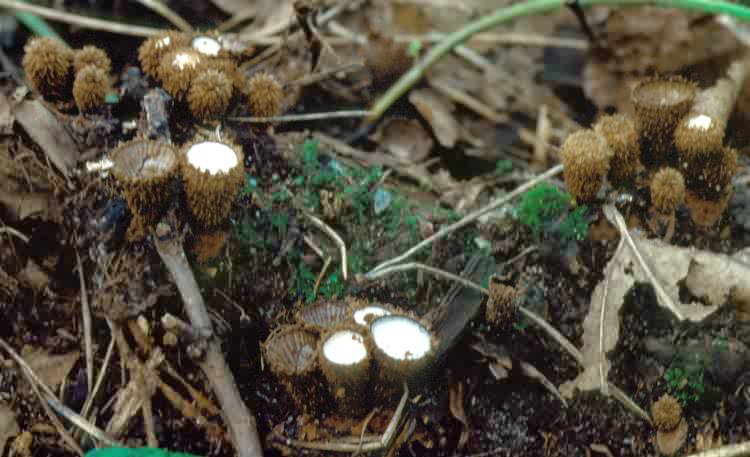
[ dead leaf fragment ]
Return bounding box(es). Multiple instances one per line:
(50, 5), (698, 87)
(0, 403), (20, 452)
(409, 89), (458, 148)
(15, 99), (79, 178)
(370, 117), (433, 164)
(22, 347), (80, 390)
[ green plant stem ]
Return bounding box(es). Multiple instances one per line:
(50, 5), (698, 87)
(368, 0), (750, 122)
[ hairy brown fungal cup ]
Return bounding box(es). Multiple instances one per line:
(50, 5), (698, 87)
(632, 76), (696, 167)
(263, 325), (328, 413)
(159, 48), (205, 101)
(295, 299), (350, 330)
(180, 139), (244, 230)
(110, 139), (178, 228)
(650, 168), (685, 215)
(559, 129), (613, 202)
(348, 299), (401, 327)
(73, 45), (111, 74)
(485, 275), (517, 331)
(318, 326), (372, 416)
(22, 37), (73, 101)
(73, 65), (108, 113)
(246, 72), (284, 118)
(686, 146), (738, 200)
(370, 314), (435, 389)
(138, 30), (191, 80)
(188, 69), (233, 121)
(593, 114), (641, 187)
(191, 35), (223, 58)
(651, 394), (687, 456)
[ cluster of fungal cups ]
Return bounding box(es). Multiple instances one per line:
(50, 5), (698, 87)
(262, 297), (436, 417)
(109, 135), (244, 238)
(137, 30), (284, 122)
(559, 60), (747, 227)
(22, 37), (111, 113)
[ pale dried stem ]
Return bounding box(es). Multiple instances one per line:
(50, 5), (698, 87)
(305, 212), (348, 280)
(74, 249), (94, 405)
(229, 110), (370, 123)
(136, 0), (193, 33)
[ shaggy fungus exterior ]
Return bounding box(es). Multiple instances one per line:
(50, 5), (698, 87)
(370, 314), (435, 389)
(652, 394), (687, 456)
(263, 325), (328, 413)
(318, 326), (372, 415)
(650, 168), (685, 214)
(246, 72), (284, 118)
(348, 299), (400, 327)
(109, 139), (178, 227)
(295, 299), (350, 330)
(485, 276), (517, 330)
(559, 129), (613, 202)
(73, 45), (111, 74)
(180, 138), (245, 230)
(73, 66), (108, 113)
(22, 37), (73, 101)
(188, 69), (233, 121)
(631, 76), (696, 167)
(593, 114), (641, 187)
(138, 30), (191, 80)
(159, 48), (205, 101)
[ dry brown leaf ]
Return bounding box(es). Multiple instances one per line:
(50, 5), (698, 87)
(22, 347), (80, 390)
(409, 89), (458, 148)
(15, 99), (78, 178)
(563, 205), (736, 395)
(370, 117), (433, 164)
(0, 403), (19, 453)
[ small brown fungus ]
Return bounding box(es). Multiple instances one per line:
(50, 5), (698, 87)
(188, 69), (233, 121)
(593, 114), (641, 187)
(73, 65), (108, 113)
(73, 45), (111, 74)
(485, 275), (517, 331)
(560, 129), (613, 202)
(650, 168), (686, 214)
(22, 36), (73, 101)
(246, 72), (284, 119)
(651, 394), (682, 432)
(138, 30), (191, 80)
(159, 48), (205, 101)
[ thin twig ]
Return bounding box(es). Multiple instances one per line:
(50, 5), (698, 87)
(365, 262), (486, 294)
(313, 257), (333, 298)
(305, 212), (348, 280)
(218, 6), (256, 32)
(0, 226), (29, 243)
(684, 442), (750, 457)
(80, 329), (116, 421)
(394, 32), (588, 49)
(135, 0), (193, 32)
(303, 235), (326, 259)
(74, 248), (94, 401)
(229, 110), (370, 123)
(0, 0), (163, 36)
(366, 164), (563, 278)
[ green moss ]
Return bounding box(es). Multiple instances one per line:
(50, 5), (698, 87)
(516, 183), (588, 244)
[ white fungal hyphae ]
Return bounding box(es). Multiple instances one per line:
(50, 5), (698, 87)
(353, 306), (392, 326)
(186, 141), (238, 175)
(371, 315), (431, 361)
(173, 51), (200, 70)
(688, 114), (712, 131)
(192, 36), (221, 57)
(323, 330), (367, 365)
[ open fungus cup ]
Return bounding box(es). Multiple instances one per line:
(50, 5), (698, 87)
(631, 76), (696, 167)
(180, 138), (245, 230)
(295, 299), (351, 331)
(370, 314), (436, 396)
(348, 299), (402, 328)
(262, 325), (329, 413)
(317, 325), (373, 416)
(110, 139), (178, 226)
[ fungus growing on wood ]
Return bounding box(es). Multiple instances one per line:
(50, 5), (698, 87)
(188, 69), (233, 121)
(246, 72), (284, 118)
(180, 138), (245, 230)
(318, 326), (372, 415)
(73, 45), (111, 74)
(109, 139), (178, 228)
(593, 114), (641, 187)
(73, 65), (108, 113)
(22, 36), (73, 101)
(138, 30), (191, 80)
(631, 76), (696, 167)
(559, 129), (613, 202)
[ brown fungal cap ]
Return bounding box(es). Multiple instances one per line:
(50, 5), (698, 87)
(180, 138), (245, 230)
(138, 30), (191, 79)
(593, 114), (641, 187)
(651, 394), (682, 431)
(560, 129), (613, 202)
(110, 139), (178, 226)
(188, 69), (233, 121)
(73, 66), (108, 113)
(650, 167), (685, 214)
(159, 48), (205, 101)
(674, 113), (725, 163)
(73, 45), (111, 74)
(246, 72), (283, 118)
(22, 37), (73, 101)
